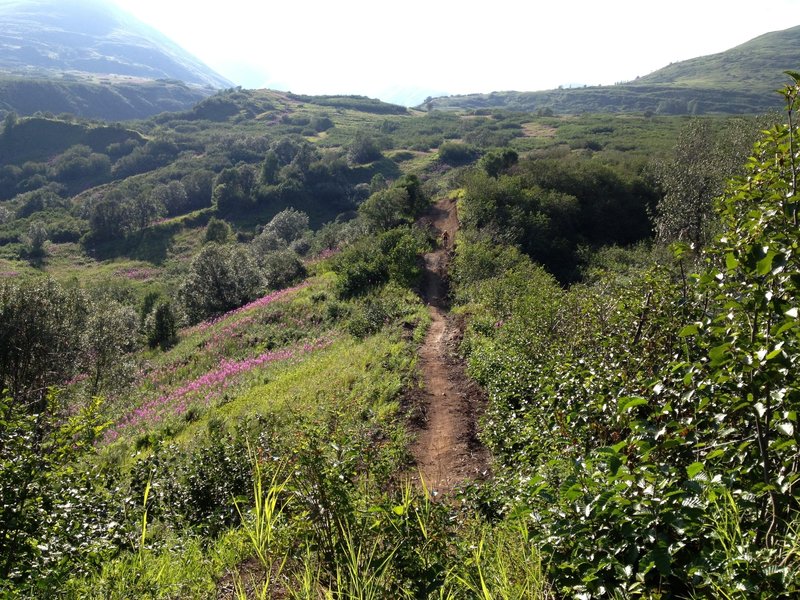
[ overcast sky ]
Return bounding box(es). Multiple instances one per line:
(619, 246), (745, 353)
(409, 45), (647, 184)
(113, 0), (800, 106)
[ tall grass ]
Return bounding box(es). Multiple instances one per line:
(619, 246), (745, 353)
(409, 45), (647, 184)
(233, 449), (290, 598)
(451, 517), (552, 600)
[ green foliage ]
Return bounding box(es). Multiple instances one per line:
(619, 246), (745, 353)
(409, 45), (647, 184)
(358, 187), (411, 232)
(459, 154), (657, 281)
(358, 174), (428, 234)
(152, 180), (190, 217)
(0, 392), (119, 591)
(51, 144), (110, 183)
(348, 132), (383, 164)
(0, 278), (86, 406)
(437, 141), (479, 166)
(479, 148), (518, 178)
(146, 300), (178, 351)
(262, 207), (309, 244)
(287, 94), (407, 115)
(24, 219), (48, 257)
(259, 249), (307, 290)
(213, 165), (257, 214)
(454, 77), (800, 598)
(652, 117), (759, 248)
(178, 243), (264, 323)
(204, 216), (232, 244)
(332, 227), (431, 298)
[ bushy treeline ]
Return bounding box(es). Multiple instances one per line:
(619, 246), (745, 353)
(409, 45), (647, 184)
(459, 149), (658, 281)
(452, 78), (800, 597)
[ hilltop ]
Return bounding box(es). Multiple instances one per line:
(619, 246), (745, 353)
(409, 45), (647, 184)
(425, 24), (800, 115)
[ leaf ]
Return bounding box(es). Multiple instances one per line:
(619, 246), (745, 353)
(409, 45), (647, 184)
(619, 397), (648, 413)
(766, 346), (783, 361)
(725, 252), (739, 270)
(776, 421), (795, 437)
(678, 324), (699, 337)
(686, 462), (704, 478)
(757, 250), (776, 275)
(708, 344), (730, 364)
(784, 70), (800, 84)
(392, 505), (405, 516)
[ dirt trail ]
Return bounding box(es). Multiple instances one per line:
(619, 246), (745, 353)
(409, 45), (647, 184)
(411, 197), (489, 494)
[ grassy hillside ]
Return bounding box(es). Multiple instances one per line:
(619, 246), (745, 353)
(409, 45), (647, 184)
(637, 24), (800, 89)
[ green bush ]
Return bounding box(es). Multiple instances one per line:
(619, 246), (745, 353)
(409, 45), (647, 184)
(178, 243), (264, 323)
(437, 141), (479, 165)
(333, 227), (430, 298)
(454, 77), (800, 598)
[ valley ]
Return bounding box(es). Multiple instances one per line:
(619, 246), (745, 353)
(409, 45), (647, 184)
(1, 4), (800, 598)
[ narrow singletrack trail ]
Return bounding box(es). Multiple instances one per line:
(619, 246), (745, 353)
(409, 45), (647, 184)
(411, 197), (489, 495)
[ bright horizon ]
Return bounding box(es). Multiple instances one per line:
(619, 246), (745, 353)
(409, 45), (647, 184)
(112, 0), (800, 106)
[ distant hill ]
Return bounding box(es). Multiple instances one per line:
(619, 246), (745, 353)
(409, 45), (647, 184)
(425, 25), (800, 115)
(0, 0), (233, 119)
(637, 25), (800, 90)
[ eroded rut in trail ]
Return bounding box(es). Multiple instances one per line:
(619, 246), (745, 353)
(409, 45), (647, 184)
(411, 197), (489, 494)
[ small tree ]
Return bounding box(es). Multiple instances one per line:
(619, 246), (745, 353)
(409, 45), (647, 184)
(359, 187), (410, 232)
(262, 207), (309, 243)
(653, 118), (758, 249)
(480, 148), (519, 178)
(348, 133), (382, 164)
(152, 180), (189, 216)
(260, 249), (307, 290)
(204, 216), (232, 244)
(179, 243), (264, 323)
(438, 141), (479, 166)
(81, 301), (138, 397)
(2, 111), (17, 138)
(146, 300), (178, 351)
(25, 221), (48, 257)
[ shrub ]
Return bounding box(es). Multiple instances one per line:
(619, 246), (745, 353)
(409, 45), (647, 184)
(333, 227), (430, 298)
(204, 216), (232, 244)
(437, 141), (479, 165)
(146, 301), (178, 351)
(259, 249), (307, 290)
(178, 243), (264, 323)
(348, 133), (382, 164)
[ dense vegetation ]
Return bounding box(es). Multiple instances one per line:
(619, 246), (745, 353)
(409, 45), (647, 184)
(1, 63), (799, 599)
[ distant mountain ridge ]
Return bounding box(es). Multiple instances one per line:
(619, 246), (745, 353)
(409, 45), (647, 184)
(425, 24), (800, 115)
(0, 0), (233, 119)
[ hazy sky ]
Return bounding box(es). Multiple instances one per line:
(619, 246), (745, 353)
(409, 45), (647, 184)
(112, 0), (800, 106)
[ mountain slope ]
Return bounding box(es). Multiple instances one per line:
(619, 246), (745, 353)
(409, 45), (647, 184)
(0, 0), (233, 119)
(638, 24), (800, 90)
(426, 24), (800, 115)
(0, 0), (231, 87)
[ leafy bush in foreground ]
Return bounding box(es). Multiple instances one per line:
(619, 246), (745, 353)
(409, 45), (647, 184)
(456, 76), (800, 597)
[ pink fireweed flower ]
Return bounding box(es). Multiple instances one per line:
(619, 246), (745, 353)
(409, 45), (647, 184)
(184, 282), (310, 335)
(108, 335), (333, 440)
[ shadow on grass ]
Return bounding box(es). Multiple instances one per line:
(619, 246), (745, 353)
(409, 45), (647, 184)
(85, 223), (179, 265)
